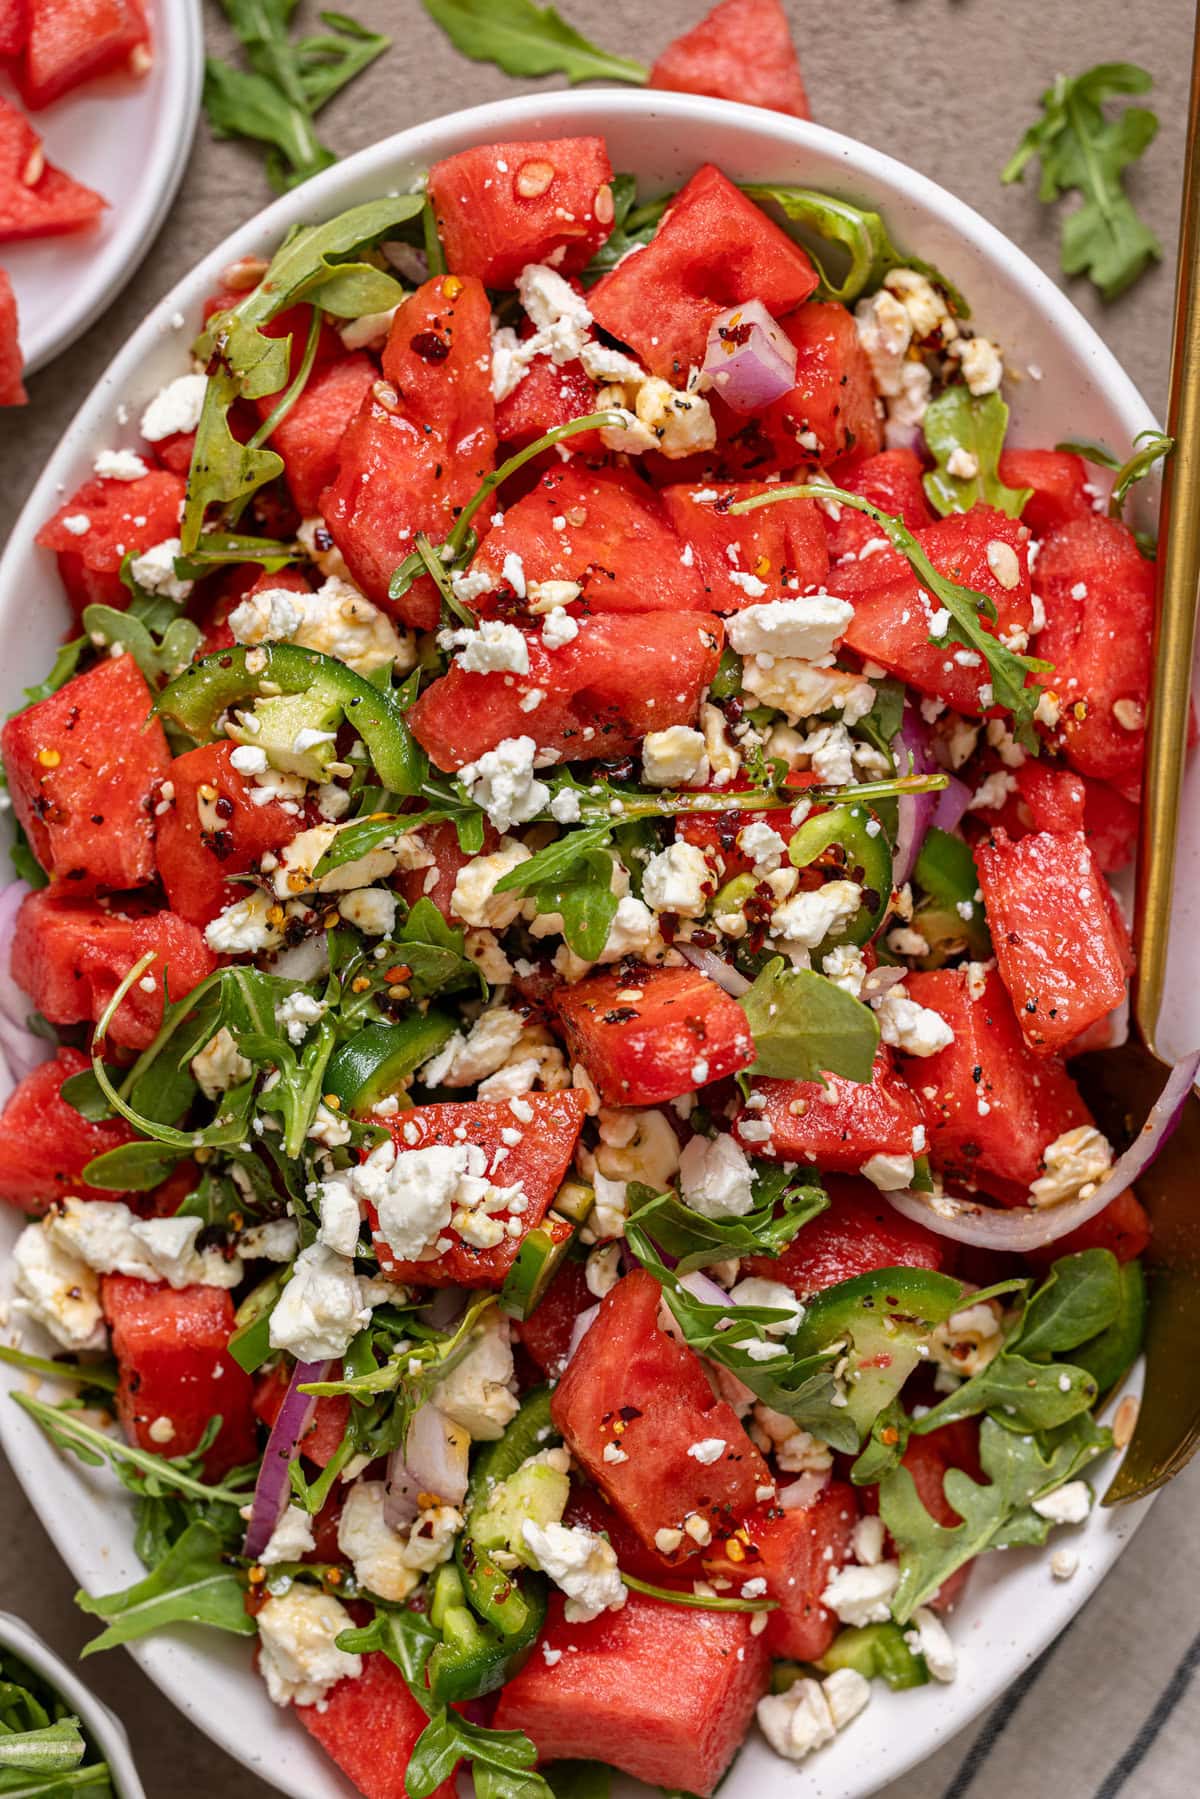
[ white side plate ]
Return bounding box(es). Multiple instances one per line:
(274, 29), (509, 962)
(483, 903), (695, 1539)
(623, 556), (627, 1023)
(1, 0), (203, 374)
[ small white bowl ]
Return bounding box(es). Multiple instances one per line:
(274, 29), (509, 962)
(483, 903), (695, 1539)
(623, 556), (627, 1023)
(0, 86), (1181, 1799)
(0, 1610), (145, 1797)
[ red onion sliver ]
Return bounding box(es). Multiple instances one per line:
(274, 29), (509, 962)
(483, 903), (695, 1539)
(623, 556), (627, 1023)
(679, 1269), (731, 1308)
(566, 1303), (601, 1363)
(930, 774), (971, 836)
(892, 706), (938, 890)
(677, 941), (752, 998)
(702, 300), (797, 415)
(886, 1050), (1200, 1252)
(243, 1357), (331, 1561)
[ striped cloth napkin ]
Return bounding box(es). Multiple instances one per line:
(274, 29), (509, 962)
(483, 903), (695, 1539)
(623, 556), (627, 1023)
(880, 1461), (1200, 1799)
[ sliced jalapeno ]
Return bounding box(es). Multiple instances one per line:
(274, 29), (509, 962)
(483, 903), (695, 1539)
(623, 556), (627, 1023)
(324, 1012), (457, 1118)
(788, 803), (892, 948)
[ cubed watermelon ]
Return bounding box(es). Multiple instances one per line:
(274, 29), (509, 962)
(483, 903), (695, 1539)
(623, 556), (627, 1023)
(253, 1362), (350, 1469)
(733, 1050), (925, 1173)
(740, 1175), (949, 1293)
(704, 1483), (859, 1660)
(997, 447), (1093, 537)
(255, 351), (375, 516)
(0, 0), (28, 57)
(2, 655), (170, 893)
(17, 0), (149, 107)
(494, 352), (603, 454)
(824, 448), (934, 562)
(0, 266), (25, 406)
(660, 480), (829, 607)
(650, 0), (810, 118)
(0, 95), (105, 242)
(427, 137), (614, 290)
(297, 1652), (457, 1799)
(36, 470), (186, 614)
(154, 740), (307, 927)
(760, 300), (884, 465)
(553, 963), (756, 1107)
(0, 1047), (137, 1211)
(514, 1256), (594, 1377)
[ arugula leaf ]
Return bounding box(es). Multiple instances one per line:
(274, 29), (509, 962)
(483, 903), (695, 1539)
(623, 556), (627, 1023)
(11, 1394), (254, 1510)
(0, 1717), (87, 1776)
(1058, 429), (1174, 537)
(544, 1766), (610, 1799)
(850, 1399), (911, 1485)
(81, 599), (201, 688)
(532, 852), (619, 962)
(1003, 63), (1161, 299)
(741, 186), (968, 315)
(206, 1), (390, 193)
(626, 1171), (827, 1275)
(626, 1225), (856, 1452)
(738, 959), (880, 1084)
(582, 177), (667, 281)
(0, 1345), (117, 1396)
(493, 823), (616, 896)
(420, 0), (647, 86)
(76, 1521), (255, 1656)
(731, 481), (1050, 744)
(9, 637), (86, 715)
(881, 1412), (1111, 1620)
(1015, 1249), (1122, 1358)
(921, 390), (1032, 519)
(396, 899), (484, 998)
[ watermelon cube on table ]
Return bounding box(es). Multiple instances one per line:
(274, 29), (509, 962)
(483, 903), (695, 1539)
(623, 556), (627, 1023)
(588, 163), (818, 383)
(365, 1091), (587, 1288)
(426, 136), (614, 290)
(552, 962), (756, 1107)
(740, 1174), (949, 1294)
(0, 1047), (137, 1212)
(320, 275), (495, 630)
(974, 827), (1130, 1056)
(102, 1274), (256, 1478)
(408, 611), (724, 773)
(2, 654), (170, 894)
(650, 0), (810, 119)
(36, 469), (186, 614)
(704, 1482), (859, 1659)
(732, 1051), (925, 1174)
(154, 740), (307, 926)
(0, 267), (24, 406)
(297, 1652), (458, 1799)
(494, 1589), (770, 1798)
(551, 1268), (770, 1553)
(0, 95), (105, 243)
(898, 966), (1094, 1202)
(11, 890), (216, 1051)
(17, 0), (150, 108)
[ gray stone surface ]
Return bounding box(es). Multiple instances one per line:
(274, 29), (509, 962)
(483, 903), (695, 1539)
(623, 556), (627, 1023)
(1, 1), (1196, 1794)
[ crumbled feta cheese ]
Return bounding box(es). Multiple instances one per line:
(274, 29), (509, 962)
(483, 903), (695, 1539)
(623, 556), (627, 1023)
(822, 1559), (901, 1626)
(269, 1243), (373, 1361)
(861, 1151), (916, 1191)
(435, 1312), (519, 1440)
(823, 1667), (872, 1730)
(597, 376), (716, 459)
(822, 943), (869, 997)
(140, 373), (207, 442)
(275, 991), (327, 1046)
(541, 607), (579, 648)
(459, 736), (549, 833)
(772, 880), (862, 952)
(946, 446), (979, 481)
(727, 593), (854, 661)
(871, 985), (955, 1057)
(854, 289), (913, 395)
(730, 1277), (805, 1335)
(758, 1668), (869, 1762)
(737, 821), (787, 875)
(95, 447), (150, 482)
(1029, 1126), (1113, 1208)
(315, 1177), (362, 1257)
(130, 537), (193, 603)
(678, 1132), (756, 1219)
(642, 840), (710, 918)
(12, 1223), (106, 1352)
(337, 1479), (422, 1600)
(191, 1026), (254, 1099)
(449, 619), (530, 676)
(256, 1586), (362, 1707)
(522, 1519), (627, 1622)
(452, 839), (532, 929)
(229, 575), (411, 677)
(741, 659), (874, 728)
(205, 890), (285, 956)
(642, 725), (709, 789)
(596, 895), (663, 964)
(852, 1514), (886, 1567)
(687, 1438), (727, 1465)
(953, 335), (1004, 396)
(422, 1007), (526, 1088)
(258, 1504), (317, 1567)
(340, 888), (399, 937)
(909, 1606), (957, 1681)
(1031, 1480), (1092, 1525)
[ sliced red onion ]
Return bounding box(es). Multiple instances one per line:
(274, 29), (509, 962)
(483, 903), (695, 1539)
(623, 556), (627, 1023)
(886, 1050), (1200, 1252)
(702, 300), (797, 414)
(679, 1269), (732, 1308)
(566, 1303), (601, 1364)
(0, 882), (51, 1086)
(778, 1469), (831, 1510)
(384, 1401), (470, 1527)
(419, 1286), (467, 1331)
(244, 1358), (331, 1561)
(677, 942), (752, 998)
(931, 775), (971, 836)
(893, 708), (938, 889)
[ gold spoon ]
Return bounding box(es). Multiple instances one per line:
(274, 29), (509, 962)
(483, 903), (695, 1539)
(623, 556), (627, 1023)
(1072, 0), (1200, 1504)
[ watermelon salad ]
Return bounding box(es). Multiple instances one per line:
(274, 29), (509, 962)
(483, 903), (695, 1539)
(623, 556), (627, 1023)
(0, 136), (1186, 1799)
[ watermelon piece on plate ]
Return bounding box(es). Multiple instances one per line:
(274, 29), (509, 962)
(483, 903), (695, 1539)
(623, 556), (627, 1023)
(0, 266), (25, 405)
(17, 0), (150, 108)
(0, 94), (105, 243)
(0, 1047), (137, 1212)
(650, 0), (810, 119)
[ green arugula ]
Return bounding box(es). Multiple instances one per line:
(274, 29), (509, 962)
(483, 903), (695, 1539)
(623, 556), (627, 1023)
(9, 638), (86, 714)
(741, 186), (969, 314)
(620, 1574), (775, 1612)
(82, 594), (201, 690)
(420, 0), (648, 86)
(0, 1345), (117, 1395)
(10, 1397), (255, 1513)
(0, 1648), (112, 1796)
(582, 175), (667, 280)
(738, 959), (880, 1084)
(731, 481), (1050, 744)
(0, 1719), (88, 1779)
(921, 390), (1032, 519)
(1003, 63), (1161, 300)
(626, 1170), (827, 1275)
(1057, 428), (1174, 535)
(205, 1), (390, 192)
(880, 1412), (1112, 1621)
(75, 1521), (255, 1657)
(850, 1399), (911, 1485)
(626, 1225), (856, 1452)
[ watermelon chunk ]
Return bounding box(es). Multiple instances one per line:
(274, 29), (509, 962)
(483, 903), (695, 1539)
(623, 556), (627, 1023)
(513, 1255), (593, 1377)
(704, 1483), (859, 1659)
(0, 1047), (137, 1212)
(740, 1175), (948, 1293)
(495, 1590), (770, 1798)
(553, 963), (756, 1107)
(468, 465), (710, 617)
(255, 351), (375, 516)
(365, 1092), (587, 1288)
(997, 448), (1093, 537)
(408, 611), (724, 772)
(760, 300), (884, 465)
(660, 480), (829, 607)
(36, 470), (187, 615)
(0, 95), (105, 242)
(102, 1274), (255, 1478)
(733, 1050), (925, 1173)
(860, 1420), (982, 1610)
(2, 654), (170, 894)
(0, 267), (24, 406)
(824, 448), (934, 562)
(154, 740), (307, 926)
(254, 1362), (350, 1469)
(297, 1652), (457, 1799)
(494, 352), (602, 453)
(18, 0), (150, 108)
(589, 164), (818, 383)
(0, 0), (28, 57)
(974, 828), (1129, 1056)
(427, 136), (614, 290)
(650, 0), (810, 118)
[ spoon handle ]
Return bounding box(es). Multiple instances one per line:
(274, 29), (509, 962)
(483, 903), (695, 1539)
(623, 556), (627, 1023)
(1134, 0), (1200, 1052)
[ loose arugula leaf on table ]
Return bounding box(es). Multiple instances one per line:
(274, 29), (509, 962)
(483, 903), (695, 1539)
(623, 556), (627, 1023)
(420, 0), (648, 86)
(880, 1412), (1112, 1621)
(626, 1224), (856, 1452)
(1003, 62), (1161, 300)
(626, 1171), (827, 1275)
(921, 390), (1032, 519)
(206, 1), (390, 193)
(731, 481), (1050, 744)
(740, 186), (969, 314)
(738, 959), (880, 1084)
(76, 1521), (255, 1656)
